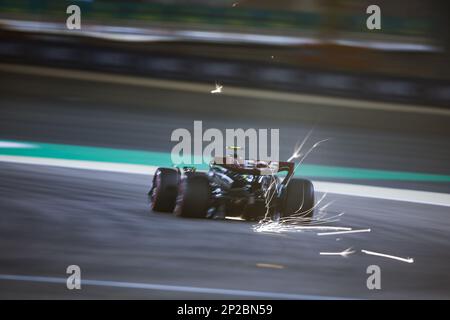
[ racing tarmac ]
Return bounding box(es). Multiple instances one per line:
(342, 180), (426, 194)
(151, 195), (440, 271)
(0, 69), (449, 299)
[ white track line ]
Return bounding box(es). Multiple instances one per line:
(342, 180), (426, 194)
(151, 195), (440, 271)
(1, 155), (449, 207)
(317, 229), (371, 236)
(361, 250), (414, 263)
(1, 63), (449, 116)
(0, 155), (157, 175)
(0, 141), (37, 148)
(313, 181), (450, 208)
(0, 274), (350, 300)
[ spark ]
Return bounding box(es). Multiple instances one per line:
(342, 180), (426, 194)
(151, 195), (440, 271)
(284, 137), (331, 187)
(318, 228), (371, 236)
(308, 200), (337, 222)
(261, 169), (280, 221)
(287, 129), (314, 162)
(255, 130), (335, 232)
(255, 194), (347, 234)
(225, 216), (245, 221)
(211, 83), (223, 94)
(253, 221), (351, 234)
(281, 207), (345, 227)
(309, 208), (344, 225)
(320, 247), (355, 258)
(318, 200), (335, 212)
(296, 138), (331, 166)
(293, 191), (327, 215)
(361, 250), (414, 264)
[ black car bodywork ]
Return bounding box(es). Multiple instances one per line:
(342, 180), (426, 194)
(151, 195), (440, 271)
(149, 155), (315, 221)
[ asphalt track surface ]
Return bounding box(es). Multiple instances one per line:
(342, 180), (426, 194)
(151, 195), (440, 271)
(0, 68), (450, 299)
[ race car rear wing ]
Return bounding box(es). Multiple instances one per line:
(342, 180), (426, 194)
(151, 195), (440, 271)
(211, 157), (295, 184)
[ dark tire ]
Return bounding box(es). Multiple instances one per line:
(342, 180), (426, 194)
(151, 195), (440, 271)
(280, 178), (315, 220)
(149, 168), (179, 212)
(175, 173), (211, 218)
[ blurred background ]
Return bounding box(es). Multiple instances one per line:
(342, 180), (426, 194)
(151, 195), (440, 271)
(0, 0), (450, 105)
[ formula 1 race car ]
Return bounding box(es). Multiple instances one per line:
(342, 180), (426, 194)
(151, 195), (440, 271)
(148, 148), (315, 221)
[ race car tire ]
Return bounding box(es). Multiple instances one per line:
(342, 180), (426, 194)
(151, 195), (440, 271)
(280, 178), (314, 220)
(149, 168), (179, 213)
(175, 173), (211, 218)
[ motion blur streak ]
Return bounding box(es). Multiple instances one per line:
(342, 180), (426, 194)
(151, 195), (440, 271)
(0, 274), (351, 300)
(254, 224), (352, 234)
(317, 229), (371, 236)
(0, 18), (438, 52)
(2, 63), (450, 116)
(319, 248), (356, 258)
(0, 155), (157, 175)
(361, 250), (414, 264)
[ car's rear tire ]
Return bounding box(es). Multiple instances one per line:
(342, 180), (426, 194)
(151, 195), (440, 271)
(280, 178), (315, 220)
(149, 168), (179, 212)
(175, 173), (211, 218)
